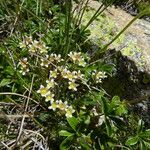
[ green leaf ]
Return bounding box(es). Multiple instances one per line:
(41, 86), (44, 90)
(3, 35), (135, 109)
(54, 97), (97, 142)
(67, 116), (78, 131)
(78, 137), (91, 150)
(140, 129), (150, 138)
(143, 141), (150, 149)
(137, 119), (144, 133)
(85, 65), (97, 77)
(125, 136), (139, 146)
(59, 130), (74, 137)
(111, 96), (120, 107)
(109, 116), (126, 129)
(5, 66), (14, 75)
(0, 79), (12, 87)
(84, 115), (90, 125)
(105, 117), (112, 136)
(101, 64), (115, 73)
(60, 135), (74, 150)
(142, 6), (150, 15)
(116, 104), (128, 115)
(140, 140), (147, 150)
(100, 97), (109, 115)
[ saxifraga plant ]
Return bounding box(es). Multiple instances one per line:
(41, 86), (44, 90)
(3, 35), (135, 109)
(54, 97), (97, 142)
(0, 0), (150, 149)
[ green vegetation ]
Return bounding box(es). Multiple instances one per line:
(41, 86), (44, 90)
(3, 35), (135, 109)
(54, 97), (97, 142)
(0, 0), (150, 149)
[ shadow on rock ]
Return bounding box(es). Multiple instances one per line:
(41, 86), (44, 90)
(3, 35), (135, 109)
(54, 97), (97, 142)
(101, 49), (150, 126)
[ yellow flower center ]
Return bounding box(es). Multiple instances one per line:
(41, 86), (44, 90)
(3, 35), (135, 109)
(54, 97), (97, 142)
(40, 88), (48, 95)
(58, 103), (66, 110)
(67, 73), (74, 80)
(51, 102), (57, 109)
(69, 82), (76, 88)
(50, 71), (57, 78)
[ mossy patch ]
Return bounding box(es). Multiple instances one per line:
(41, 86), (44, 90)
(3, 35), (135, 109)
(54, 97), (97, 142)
(82, 8), (125, 48)
(121, 41), (146, 70)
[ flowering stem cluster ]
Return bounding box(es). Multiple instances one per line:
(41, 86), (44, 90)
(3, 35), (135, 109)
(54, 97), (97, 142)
(18, 58), (29, 75)
(19, 36), (107, 118)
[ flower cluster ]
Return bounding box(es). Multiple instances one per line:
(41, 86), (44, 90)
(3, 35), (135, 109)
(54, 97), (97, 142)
(48, 100), (75, 118)
(37, 78), (56, 101)
(18, 58), (29, 75)
(40, 54), (64, 68)
(61, 68), (85, 91)
(48, 68), (82, 91)
(19, 37), (108, 119)
(92, 71), (107, 83)
(19, 36), (32, 48)
(19, 36), (48, 54)
(68, 52), (86, 67)
(37, 81), (75, 118)
(49, 53), (63, 63)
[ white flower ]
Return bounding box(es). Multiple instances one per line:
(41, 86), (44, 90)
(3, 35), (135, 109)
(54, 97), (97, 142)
(68, 80), (78, 91)
(61, 69), (77, 81)
(32, 40), (48, 54)
(61, 68), (69, 78)
(40, 56), (49, 67)
(50, 69), (58, 78)
(37, 85), (50, 97)
(24, 36), (32, 45)
(68, 52), (82, 62)
(18, 58), (28, 68)
(29, 44), (37, 53)
(78, 59), (86, 67)
(92, 71), (107, 83)
(66, 71), (77, 81)
(32, 40), (39, 47)
(75, 70), (84, 79)
(48, 101), (58, 111)
(46, 79), (56, 89)
(97, 115), (105, 126)
(18, 58), (29, 75)
(65, 106), (75, 118)
(68, 52), (87, 67)
(48, 53), (63, 63)
(57, 100), (68, 110)
(39, 44), (48, 54)
(19, 67), (29, 75)
(48, 54), (55, 62)
(96, 71), (107, 79)
(45, 92), (55, 102)
(92, 107), (98, 116)
(19, 42), (26, 49)
(57, 66), (64, 72)
(19, 36), (32, 48)
(54, 54), (63, 62)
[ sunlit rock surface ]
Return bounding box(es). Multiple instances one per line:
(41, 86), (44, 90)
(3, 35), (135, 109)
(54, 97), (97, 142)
(83, 0), (150, 73)
(83, 0), (150, 125)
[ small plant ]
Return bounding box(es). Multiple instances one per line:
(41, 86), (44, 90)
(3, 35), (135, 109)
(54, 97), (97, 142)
(17, 35), (109, 119)
(126, 120), (150, 149)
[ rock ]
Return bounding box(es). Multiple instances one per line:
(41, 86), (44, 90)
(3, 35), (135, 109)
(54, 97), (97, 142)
(105, 6), (150, 74)
(86, 0), (150, 73)
(82, 0), (150, 125)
